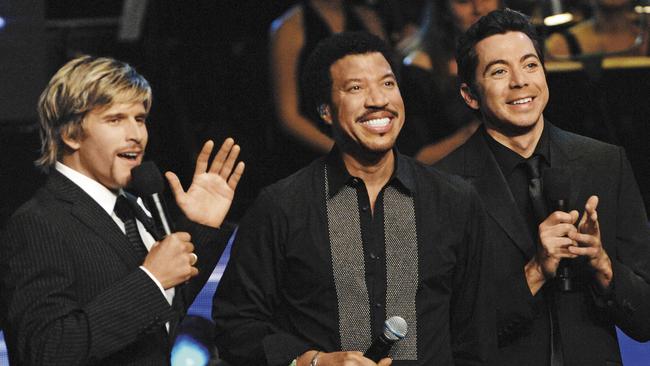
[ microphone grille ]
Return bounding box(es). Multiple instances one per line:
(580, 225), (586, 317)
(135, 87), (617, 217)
(129, 161), (165, 196)
(383, 316), (407, 341)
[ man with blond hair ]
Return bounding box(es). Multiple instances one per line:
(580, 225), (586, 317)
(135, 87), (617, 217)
(0, 55), (244, 365)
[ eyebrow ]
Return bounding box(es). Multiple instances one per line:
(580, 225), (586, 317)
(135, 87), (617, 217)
(482, 53), (540, 76)
(102, 112), (148, 120)
(342, 72), (396, 85)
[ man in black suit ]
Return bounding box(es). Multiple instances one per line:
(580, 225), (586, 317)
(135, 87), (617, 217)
(0, 55), (244, 365)
(436, 8), (650, 366)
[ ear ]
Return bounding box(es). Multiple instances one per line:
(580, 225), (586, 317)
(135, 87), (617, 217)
(60, 123), (82, 151)
(318, 104), (333, 125)
(460, 83), (480, 110)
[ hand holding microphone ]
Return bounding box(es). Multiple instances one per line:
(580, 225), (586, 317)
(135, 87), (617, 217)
(143, 232), (198, 289)
(295, 317), (406, 366)
(364, 316), (407, 362)
(540, 168), (579, 291)
(129, 161), (199, 289)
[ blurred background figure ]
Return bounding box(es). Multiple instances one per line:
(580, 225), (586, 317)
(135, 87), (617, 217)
(398, 0), (502, 164)
(546, 0), (649, 57)
(268, 0), (387, 177)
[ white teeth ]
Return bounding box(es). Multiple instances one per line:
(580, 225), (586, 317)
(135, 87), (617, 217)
(511, 97), (532, 105)
(119, 152), (138, 159)
(363, 117), (390, 127)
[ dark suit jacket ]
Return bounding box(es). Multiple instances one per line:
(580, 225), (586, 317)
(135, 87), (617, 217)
(0, 170), (232, 365)
(436, 123), (650, 365)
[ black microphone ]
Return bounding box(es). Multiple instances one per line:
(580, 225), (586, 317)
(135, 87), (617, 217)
(364, 316), (407, 362)
(543, 168), (573, 292)
(128, 161), (173, 241)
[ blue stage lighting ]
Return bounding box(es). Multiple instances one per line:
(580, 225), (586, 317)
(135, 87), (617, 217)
(171, 334), (210, 366)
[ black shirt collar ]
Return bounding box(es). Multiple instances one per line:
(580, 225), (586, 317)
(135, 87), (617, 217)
(482, 123), (551, 175)
(325, 146), (415, 198)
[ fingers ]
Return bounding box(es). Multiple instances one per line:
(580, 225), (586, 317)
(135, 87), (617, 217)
(143, 232), (197, 288)
(541, 210), (578, 227)
(208, 138), (237, 174)
(228, 161), (246, 190)
(197, 138), (244, 182)
(585, 195), (599, 213)
(577, 196), (600, 241)
(568, 230), (601, 249)
(567, 245), (599, 257)
(540, 237), (579, 259)
(378, 357), (393, 366)
(165, 171), (185, 202)
(539, 222), (577, 239)
(194, 140), (215, 177)
(218, 142), (240, 178)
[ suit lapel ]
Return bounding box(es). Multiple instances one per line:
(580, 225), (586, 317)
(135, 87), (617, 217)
(461, 132), (537, 258)
(547, 122), (586, 212)
(47, 171), (143, 268)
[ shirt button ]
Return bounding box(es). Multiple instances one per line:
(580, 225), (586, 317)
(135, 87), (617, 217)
(375, 302), (382, 308)
(361, 205), (369, 212)
(370, 253), (378, 260)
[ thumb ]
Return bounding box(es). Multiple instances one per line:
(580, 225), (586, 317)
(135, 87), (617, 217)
(165, 171), (184, 202)
(378, 358), (393, 366)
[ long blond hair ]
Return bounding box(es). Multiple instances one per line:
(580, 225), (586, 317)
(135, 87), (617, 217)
(36, 55), (152, 171)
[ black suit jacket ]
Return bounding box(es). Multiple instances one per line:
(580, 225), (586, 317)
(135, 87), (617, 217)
(0, 170), (232, 365)
(436, 123), (650, 365)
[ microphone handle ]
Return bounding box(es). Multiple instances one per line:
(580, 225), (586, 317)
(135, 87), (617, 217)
(364, 335), (393, 362)
(143, 194), (173, 241)
(554, 199), (573, 292)
(151, 193), (172, 235)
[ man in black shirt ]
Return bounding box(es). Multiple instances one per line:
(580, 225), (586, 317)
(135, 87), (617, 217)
(436, 9), (650, 366)
(213, 32), (493, 366)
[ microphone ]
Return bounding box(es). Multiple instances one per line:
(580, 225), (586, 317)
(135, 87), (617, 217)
(364, 316), (407, 362)
(128, 161), (173, 241)
(543, 168), (573, 292)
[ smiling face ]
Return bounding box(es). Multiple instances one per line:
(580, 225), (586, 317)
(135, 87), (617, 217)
(461, 31), (548, 135)
(322, 52), (404, 160)
(62, 101), (148, 191)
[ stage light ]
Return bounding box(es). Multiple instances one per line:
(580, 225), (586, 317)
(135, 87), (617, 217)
(635, 6), (650, 14)
(0, 16), (6, 30)
(544, 13), (574, 27)
(171, 315), (216, 366)
(171, 334), (210, 366)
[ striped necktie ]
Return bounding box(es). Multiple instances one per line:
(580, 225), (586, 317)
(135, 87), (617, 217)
(114, 195), (149, 261)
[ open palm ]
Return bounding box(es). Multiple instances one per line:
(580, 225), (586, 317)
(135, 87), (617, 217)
(165, 138), (245, 228)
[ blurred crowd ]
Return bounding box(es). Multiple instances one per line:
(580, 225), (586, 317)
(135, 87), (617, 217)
(267, 0), (648, 175)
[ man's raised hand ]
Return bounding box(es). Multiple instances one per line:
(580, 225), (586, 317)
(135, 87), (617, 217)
(165, 138), (245, 228)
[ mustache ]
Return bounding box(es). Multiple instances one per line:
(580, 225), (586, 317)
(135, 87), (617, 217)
(356, 108), (399, 122)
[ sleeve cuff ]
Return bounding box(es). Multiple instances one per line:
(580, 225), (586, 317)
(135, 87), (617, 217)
(139, 266), (173, 305)
(262, 332), (312, 366)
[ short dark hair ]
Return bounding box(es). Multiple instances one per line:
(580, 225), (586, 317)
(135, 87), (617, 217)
(301, 31), (397, 121)
(456, 8), (544, 90)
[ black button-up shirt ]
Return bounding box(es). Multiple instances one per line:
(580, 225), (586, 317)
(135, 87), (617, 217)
(213, 149), (494, 366)
(483, 126), (551, 240)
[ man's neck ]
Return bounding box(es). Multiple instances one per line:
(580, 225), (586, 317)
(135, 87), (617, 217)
(340, 150), (395, 213)
(485, 118), (545, 158)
